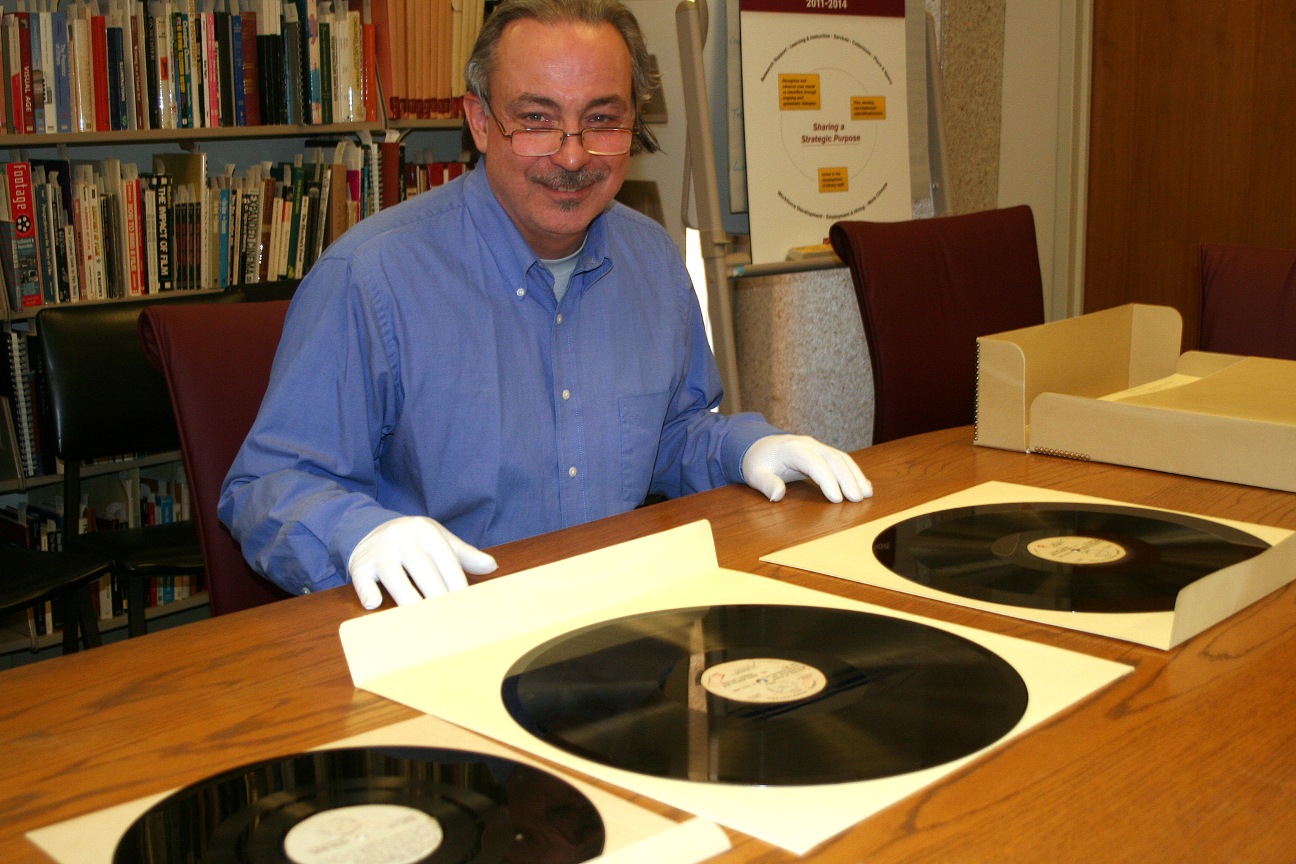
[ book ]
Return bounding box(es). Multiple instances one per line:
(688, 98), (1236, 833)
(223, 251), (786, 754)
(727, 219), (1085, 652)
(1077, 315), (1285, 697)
(171, 4), (194, 128)
(230, 6), (246, 126)
(5, 330), (40, 478)
(316, 3), (332, 124)
(298, 0), (321, 123)
(147, 171), (174, 291)
(0, 395), (22, 486)
(90, 6), (111, 131)
(214, 5), (234, 126)
(2, 162), (45, 310)
(240, 5), (261, 126)
(282, 2), (303, 124)
(30, 168), (59, 305)
(51, 6), (73, 132)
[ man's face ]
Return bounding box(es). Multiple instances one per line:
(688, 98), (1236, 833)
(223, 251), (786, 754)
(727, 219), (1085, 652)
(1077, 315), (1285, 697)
(465, 18), (635, 260)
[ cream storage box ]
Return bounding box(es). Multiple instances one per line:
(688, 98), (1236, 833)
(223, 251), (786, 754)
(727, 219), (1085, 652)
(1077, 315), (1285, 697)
(974, 303), (1296, 493)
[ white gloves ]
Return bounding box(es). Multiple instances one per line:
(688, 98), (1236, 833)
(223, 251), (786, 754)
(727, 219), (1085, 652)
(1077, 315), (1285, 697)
(348, 516), (498, 609)
(741, 434), (872, 504)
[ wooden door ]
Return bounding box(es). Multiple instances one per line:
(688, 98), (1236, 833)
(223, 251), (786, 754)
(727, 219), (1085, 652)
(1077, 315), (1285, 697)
(1085, 1), (1296, 348)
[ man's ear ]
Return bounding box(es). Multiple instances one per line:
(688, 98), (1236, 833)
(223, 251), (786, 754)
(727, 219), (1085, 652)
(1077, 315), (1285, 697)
(463, 93), (491, 155)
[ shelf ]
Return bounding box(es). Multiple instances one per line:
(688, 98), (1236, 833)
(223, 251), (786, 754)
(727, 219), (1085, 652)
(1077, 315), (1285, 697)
(0, 590), (209, 658)
(4, 451), (182, 494)
(0, 122), (393, 150)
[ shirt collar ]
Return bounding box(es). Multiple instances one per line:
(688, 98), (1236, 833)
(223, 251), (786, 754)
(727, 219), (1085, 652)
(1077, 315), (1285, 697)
(463, 164), (611, 282)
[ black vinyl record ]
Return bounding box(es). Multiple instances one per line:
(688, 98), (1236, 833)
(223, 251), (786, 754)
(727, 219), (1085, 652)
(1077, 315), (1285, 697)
(501, 604), (1029, 786)
(873, 502), (1271, 613)
(113, 747), (605, 864)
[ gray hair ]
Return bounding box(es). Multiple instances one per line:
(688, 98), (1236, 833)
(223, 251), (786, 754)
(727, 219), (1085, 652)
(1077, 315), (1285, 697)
(464, 0), (660, 154)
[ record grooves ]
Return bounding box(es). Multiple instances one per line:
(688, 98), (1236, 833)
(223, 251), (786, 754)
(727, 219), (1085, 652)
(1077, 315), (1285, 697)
(113, 747), (605, 864)
(502, 604), (1029, 786)
(873, 502), (1270, 613)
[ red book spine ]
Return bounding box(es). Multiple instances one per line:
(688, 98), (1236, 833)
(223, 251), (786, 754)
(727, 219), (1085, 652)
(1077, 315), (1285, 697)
(90, 13), (111, 131)
(240, 10), (261, 126)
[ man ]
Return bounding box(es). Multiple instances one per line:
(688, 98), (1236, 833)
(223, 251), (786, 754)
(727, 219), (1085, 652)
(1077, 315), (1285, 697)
(219, 0), (870, 610)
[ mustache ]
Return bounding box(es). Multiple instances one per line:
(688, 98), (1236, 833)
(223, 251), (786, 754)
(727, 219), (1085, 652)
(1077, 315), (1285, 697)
(530, 167), (608, 192)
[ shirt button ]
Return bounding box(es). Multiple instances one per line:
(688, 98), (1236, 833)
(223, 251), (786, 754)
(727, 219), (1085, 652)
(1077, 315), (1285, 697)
(516, 287), (526, 298)
(561, 388), (571, 400)
(568, 466), (578, 478)
(556, 313), (564, 324)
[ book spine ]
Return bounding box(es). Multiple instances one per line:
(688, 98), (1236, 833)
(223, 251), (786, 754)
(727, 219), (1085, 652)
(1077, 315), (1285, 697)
(240, 8), (261, 126)
(90, 11), (110, 131)
(231, 10), (246, 126)
(50, 11), (72, 133)
(106, 17), (128, 130)
(151, 174), (173, 291)
(4, 162), (44, 309)
(16, 13), (35, 135)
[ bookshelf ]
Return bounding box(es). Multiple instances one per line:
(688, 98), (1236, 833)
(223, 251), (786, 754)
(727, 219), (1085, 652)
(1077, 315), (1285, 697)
(1, 0), (486, 657)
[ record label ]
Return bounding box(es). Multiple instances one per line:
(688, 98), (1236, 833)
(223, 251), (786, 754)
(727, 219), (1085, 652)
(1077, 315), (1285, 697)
(874, 502), (1270, 613)
(113, 747), (606, 864)
(283, 805), (443, 864)
(502, 604), (1028, 786)
(700, 657), (828, 703)
(1024, 535), (1128, 565)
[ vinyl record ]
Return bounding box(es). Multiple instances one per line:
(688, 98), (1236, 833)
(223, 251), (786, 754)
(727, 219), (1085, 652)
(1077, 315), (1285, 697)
(873, 502), (1271, 613)
(501, 604), (1028, 786)
(113, 747), (605, 864)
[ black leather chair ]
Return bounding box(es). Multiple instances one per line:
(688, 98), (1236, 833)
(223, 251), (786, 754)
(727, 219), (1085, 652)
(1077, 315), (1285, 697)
(0, 547), (111, 653)
(36, 294), (235, 637)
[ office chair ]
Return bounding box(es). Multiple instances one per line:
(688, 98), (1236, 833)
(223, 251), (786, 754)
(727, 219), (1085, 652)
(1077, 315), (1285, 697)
(139, 299), (294, 615)
(829, 205), (1046, 445)
(36, 295), (233, 638)
(1199, 242), (1296, 360)
(0, 547), (111, 653)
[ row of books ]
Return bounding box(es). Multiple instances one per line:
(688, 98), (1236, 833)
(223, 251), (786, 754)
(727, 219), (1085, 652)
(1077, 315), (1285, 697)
(0, 141), (468, 313)
(1, 470), (196, 643)
(0, 0), (489, 137)
(377, 0), (489, 121)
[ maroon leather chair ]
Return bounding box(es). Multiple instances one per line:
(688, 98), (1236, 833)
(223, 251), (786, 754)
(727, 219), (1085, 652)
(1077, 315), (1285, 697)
(139, 299), (293, 616)
(829, 206), (1046, 445)
(1199, 243), (1296, 360)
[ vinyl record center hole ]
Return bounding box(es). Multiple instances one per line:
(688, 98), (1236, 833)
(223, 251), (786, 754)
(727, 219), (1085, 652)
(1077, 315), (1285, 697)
(1022, 535), (1129, 566)
(282, 804), (444, 864)
(700, 657), (828, 703)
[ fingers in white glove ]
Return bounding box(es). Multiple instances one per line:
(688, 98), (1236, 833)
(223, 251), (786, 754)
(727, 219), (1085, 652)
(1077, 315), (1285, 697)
(741, 434), (872, 504)
(348, 516), (498, 610)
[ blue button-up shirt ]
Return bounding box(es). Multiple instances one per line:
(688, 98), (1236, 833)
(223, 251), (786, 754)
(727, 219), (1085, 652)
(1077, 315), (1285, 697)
(219, 166), (780, 594)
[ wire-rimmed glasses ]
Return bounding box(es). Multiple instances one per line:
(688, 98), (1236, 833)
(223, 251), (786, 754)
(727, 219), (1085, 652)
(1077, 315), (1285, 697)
(490, 114), (635, 157)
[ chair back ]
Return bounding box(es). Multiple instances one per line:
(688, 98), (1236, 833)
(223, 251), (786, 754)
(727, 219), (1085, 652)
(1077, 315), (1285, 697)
(139, 300), (293, 615)
(829, 205), (1046, 444)
(37, 295), (232, 462)
(1199, 243), (1296, 360)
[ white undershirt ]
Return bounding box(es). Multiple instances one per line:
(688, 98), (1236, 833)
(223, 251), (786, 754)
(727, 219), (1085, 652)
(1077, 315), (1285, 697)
(541, 240), (586, 304)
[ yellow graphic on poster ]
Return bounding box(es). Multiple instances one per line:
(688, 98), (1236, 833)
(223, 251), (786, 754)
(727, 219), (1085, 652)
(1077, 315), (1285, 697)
(740, 0), (911, 264)
(819, 167), (848, 192)
(779, 74), (822, 110)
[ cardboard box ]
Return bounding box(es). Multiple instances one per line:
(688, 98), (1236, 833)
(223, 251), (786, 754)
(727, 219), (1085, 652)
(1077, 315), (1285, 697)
(975, 303), (1296, 493)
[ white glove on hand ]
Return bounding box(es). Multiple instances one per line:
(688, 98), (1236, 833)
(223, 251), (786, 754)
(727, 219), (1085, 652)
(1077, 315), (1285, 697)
(348, 516), (498, 609)
(741, 434), (873, 504)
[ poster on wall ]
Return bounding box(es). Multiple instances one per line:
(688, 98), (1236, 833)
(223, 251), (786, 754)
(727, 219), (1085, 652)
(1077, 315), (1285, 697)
(739, 0), (912, 264)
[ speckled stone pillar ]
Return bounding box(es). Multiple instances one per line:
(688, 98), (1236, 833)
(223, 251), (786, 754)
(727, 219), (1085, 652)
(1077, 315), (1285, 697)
(937, 0), (1005, 213)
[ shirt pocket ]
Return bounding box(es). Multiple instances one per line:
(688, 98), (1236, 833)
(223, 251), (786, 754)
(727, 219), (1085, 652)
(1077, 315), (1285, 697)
(618, 390), (670, 505)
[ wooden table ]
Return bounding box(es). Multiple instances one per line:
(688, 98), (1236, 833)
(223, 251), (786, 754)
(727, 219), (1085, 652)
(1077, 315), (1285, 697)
(4, 427), (1295, 864)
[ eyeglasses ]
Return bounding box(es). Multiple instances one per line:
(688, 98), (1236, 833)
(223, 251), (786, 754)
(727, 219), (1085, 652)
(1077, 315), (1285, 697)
(491, 114), (635, 157)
